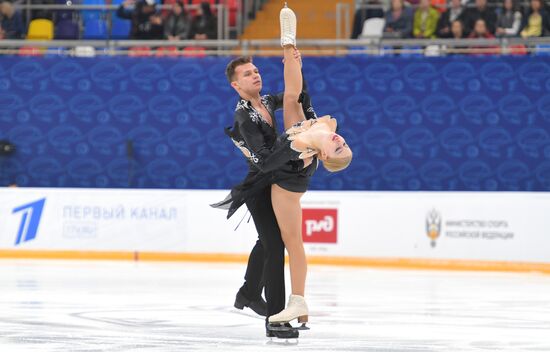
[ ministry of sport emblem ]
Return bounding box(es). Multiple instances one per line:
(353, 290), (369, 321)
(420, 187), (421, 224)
(426, 209), (441, 247)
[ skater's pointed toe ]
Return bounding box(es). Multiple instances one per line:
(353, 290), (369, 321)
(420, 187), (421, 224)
(280, 4), (297, 47)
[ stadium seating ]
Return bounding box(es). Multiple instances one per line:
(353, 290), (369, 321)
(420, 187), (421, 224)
(111, 0), (131, 39)
(181, 46), (206, 57)
(27, 19), (54, 40)
(359, 17), (385, 39)
(155, 46), (180, 57)
(55, 20), (79, 39)
(128, 46), (152, 57)
(82, 0), (108, 39)
(18, 46), (44, 56)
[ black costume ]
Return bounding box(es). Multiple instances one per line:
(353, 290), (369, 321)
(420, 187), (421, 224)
(212, 84), (317, 319)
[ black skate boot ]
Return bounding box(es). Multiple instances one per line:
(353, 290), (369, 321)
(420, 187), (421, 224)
(266, 322), (299, 339)
(234, 290), (267, 317)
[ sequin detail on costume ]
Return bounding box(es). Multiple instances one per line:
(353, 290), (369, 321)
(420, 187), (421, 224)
(235, 100), (248, 112)
(249, 110), (263, 124)
(231, 138), (259, 163)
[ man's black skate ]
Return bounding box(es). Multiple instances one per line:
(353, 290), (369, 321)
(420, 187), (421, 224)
(234, 291), (267, 317)
(266, 322), (299, 338)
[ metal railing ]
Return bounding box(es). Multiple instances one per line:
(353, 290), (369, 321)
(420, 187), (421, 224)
(336, 2), (352, 39)
(2, 37), (550, 56)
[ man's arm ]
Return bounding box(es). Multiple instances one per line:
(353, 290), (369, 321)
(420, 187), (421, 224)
(236, 116), (301, 174)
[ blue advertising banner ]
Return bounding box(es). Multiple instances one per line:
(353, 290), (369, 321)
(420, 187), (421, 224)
(0, 56), (549, 190)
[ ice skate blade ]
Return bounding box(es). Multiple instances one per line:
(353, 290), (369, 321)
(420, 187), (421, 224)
(266, 338), (299, 345)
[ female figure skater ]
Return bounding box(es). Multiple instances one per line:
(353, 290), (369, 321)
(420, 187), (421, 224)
(213, 2), (352, 331)
(267, 3), (352, 327)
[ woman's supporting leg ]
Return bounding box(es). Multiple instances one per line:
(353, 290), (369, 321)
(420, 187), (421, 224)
(271, 184), (306, 296)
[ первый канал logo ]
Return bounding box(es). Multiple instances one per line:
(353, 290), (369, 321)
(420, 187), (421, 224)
(12, 198), (46, 246)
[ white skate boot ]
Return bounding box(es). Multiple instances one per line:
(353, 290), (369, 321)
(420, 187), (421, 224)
(268, 294), (309, 329)
(280, 2), (297, 47)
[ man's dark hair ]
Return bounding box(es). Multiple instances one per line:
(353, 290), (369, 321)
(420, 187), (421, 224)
(225, 56), (252, 83)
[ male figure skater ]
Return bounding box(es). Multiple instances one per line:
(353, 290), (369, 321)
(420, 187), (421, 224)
(224, 47), (316, 338)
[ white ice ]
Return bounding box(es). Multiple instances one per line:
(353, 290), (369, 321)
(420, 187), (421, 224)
(0, 260), (549, 351)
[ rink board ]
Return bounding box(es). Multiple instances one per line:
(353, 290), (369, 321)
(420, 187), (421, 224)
(0, 188), (549, 272)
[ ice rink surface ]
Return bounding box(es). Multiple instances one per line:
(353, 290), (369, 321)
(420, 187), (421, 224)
(1, 259), (549, 352)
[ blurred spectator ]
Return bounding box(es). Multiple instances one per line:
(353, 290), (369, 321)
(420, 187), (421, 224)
(384, 0), (414, 38)
(468, 18), (499, 55)
(496, 0), (522, 37)
(469, 18), (494, 38)
(189, 1), (217, 40)
(520, 0), (550, 38)
(450, 19), (465, 38)
(463, 0), (497, 35)
(164, 1), (191, 40)
(351, 0), (385, 39)
(32, 0), (55, 21)
(430, 0), (446, 13)
(117, 0), (164, 40)
(413, 0), (440, 38)
(0, 1), (24, 39)
(436, 0), (466, 38)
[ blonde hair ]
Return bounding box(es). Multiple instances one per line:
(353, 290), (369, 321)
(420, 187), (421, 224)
(322, 152), (353, 172)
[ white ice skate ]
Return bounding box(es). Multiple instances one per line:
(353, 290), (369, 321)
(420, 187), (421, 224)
(280, 2), (297, 47)
(268, 294), (309, 329)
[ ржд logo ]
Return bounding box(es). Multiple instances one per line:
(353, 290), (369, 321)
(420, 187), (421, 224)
(302, 208), (338, 244)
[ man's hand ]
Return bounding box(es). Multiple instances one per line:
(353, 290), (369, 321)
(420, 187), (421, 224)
(282, 48), (302, 66)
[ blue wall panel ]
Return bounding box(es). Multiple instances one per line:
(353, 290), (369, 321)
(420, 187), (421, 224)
(0, 56), (549, 190)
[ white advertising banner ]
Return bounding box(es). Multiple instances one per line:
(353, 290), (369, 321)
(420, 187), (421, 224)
(0, 188), (254, 253)
(300, 191), (550, 263)
(1, 188), (549, 264)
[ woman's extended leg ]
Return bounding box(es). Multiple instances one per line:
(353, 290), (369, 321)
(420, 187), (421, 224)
(281, 6), (306, 130)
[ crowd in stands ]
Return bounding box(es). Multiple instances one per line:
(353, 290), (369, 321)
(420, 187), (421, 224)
(116, 0), (217, 40)
(0, 0), (225, 41)
(2, 0), (550, 53)
(352, 0), (550, 40)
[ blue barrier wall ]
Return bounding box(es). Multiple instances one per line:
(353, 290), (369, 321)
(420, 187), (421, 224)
(0, 56), (549, 190)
